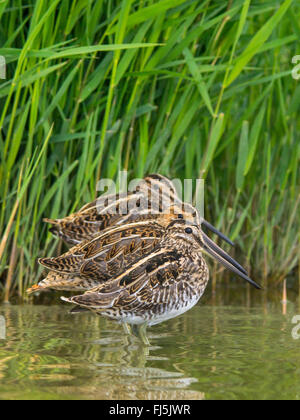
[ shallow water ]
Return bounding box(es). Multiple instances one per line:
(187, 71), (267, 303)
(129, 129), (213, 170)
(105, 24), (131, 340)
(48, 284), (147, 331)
(0, 286), (300, 400)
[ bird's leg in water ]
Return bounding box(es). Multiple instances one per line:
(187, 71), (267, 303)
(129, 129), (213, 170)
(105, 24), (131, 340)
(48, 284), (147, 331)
(122, 323), (132, 335)
(132, 323), (150, 346)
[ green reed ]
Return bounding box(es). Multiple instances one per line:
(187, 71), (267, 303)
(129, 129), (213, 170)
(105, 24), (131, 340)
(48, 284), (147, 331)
(0, 0), (299, 299)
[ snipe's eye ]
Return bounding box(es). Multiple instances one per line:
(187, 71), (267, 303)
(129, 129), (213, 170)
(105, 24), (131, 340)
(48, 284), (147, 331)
(178, 214), (184, 219)
(185, 227), (193, 234)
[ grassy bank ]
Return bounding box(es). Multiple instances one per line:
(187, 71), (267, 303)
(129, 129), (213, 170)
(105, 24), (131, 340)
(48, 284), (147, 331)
(0, 0), (299, 300)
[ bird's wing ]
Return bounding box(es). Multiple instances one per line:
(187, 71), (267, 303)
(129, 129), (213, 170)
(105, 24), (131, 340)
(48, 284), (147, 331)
(39, 221), (166, 280)
(61, 248), (204, 313)
(45, 191), (152, 244)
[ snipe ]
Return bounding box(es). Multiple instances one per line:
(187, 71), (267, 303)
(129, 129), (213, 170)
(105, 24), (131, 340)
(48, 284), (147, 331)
(28, 173), (260, 345)
(28, 211), (195, 294)
(43, 174), (234, 247)
(60, 219), (261, 345)
(27, 184), (235, 296)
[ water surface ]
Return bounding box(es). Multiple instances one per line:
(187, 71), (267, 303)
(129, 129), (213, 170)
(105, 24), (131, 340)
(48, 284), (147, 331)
(0, 286), (299, 400)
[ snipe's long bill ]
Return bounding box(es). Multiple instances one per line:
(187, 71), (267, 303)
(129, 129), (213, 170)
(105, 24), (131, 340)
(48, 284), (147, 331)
(60, 221), (261, 346)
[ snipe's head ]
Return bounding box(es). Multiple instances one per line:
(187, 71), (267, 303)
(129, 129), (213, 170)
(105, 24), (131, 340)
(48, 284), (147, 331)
(165, 219), (262, 290)
(164, 220), (204, 251)
(144, 173), (177, 196)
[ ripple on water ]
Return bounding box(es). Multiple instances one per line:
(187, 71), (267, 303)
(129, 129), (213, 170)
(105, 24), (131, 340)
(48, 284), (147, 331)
(0, 293), (300, 400)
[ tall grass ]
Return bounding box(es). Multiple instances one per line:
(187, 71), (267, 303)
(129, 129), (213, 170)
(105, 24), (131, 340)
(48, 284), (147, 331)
(0, 0), (299, 300)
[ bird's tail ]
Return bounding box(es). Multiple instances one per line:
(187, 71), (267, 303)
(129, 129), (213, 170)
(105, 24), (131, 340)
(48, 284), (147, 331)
(26, 284), (49, 295)
(43, 218), (59, 225)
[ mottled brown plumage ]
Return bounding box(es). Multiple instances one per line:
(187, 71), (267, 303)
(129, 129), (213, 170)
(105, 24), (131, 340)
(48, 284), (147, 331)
(61, 221), (209, 329)
(28, 174), (236, 297)
(43, 175), (186, 245)
(60, 220), (261, 344)
(27, 212), (194, 294)
(43, 174), (233, 247)
(27, 173), (260, 344)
